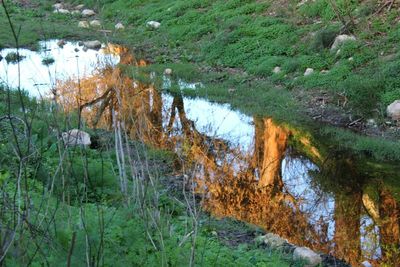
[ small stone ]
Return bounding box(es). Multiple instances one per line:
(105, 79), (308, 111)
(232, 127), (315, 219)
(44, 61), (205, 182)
(320, 70), (329, 74)
(53, 3), (63, 10)
(74, 48), (80, 52)
(293, 247), (322, 267)
(0, 54), (3, 62)
(387, 100), (400, 120)
(78, 41), (84, 46)
(57, 39), (66, 47)
(146, 21), (161, 29)
(348, 57), (354, 61)
(304, 68), (314, 76)
(78, 21), (90, 29)
(115, 23), (125, 30)
(90, 20), (101, 28)
(228, 88), (236, 93)
(331, 34), (356, 51)
(75, 4), (85, 10)
(81, 9), (96, 17)
(54, 9), (70, 14)
(83, 40), (102, 50)
(82, 46), (88, 52)
(71, 10), (81, 16)
(273, 66), (281, 74)
(164, 68), (173, 75)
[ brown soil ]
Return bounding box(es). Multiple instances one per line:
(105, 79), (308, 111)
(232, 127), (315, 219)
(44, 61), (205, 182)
(296, 89), (400, 141)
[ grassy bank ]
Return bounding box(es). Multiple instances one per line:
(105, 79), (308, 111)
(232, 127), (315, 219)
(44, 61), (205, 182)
(89, 0), (400, 117)
(3, 0), (400, 115)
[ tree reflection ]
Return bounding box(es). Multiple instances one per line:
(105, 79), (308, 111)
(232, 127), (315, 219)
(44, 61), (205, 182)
(54, 46), (399, 267)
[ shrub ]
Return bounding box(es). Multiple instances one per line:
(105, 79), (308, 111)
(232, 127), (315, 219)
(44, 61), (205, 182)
(341, 76), (382, 115)
(311, 27), (339, 52)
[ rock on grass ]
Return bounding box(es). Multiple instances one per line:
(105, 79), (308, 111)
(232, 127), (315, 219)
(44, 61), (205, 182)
(387, 100), (400, 121)
(82, 9), (96, 17)
(146, 21), (161, 29)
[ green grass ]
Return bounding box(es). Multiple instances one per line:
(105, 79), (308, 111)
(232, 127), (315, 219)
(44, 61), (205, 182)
(2, 0), (399, 114)
(0, 0), (105, 49)
(2, 180), (291, 267)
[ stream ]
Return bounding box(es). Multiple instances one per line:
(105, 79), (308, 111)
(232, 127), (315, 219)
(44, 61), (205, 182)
(1, 40), (399, 267)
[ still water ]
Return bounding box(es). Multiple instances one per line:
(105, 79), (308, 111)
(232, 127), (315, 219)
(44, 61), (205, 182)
(1, 40), (398, 266)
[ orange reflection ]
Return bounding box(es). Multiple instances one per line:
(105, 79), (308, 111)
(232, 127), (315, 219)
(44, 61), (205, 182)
(54, 45), (399, 267)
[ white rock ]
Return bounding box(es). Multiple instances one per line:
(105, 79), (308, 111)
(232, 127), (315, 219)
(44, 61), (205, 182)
(83, 40), (102, 50)
(53, 3), (63, 10)
(54, 9), (70, 14)
(78, 21), (90, 29)
(164, 68), (173, 75)
(331, 34), (356, 51)
(348, 57), (354, 61)
(387, 100), (400, 120)
(320, 70), (329, 74)
(90, 20), (101, 28)
(62, 129), (91, 146)
(273, 66), (281, 74)
(293, 247), (322, 267)
(72, 10), (81, 16)
(146, 21), (161, 29)
(75, 4), (85, 10)
(304, 68), (314, 76)
(115, 23), (125, 30)
(82, 9), (96, 17)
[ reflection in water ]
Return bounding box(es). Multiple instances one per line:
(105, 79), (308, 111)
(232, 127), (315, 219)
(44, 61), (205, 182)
(38, 44), (400, 266)
(0, 40), (119, 97)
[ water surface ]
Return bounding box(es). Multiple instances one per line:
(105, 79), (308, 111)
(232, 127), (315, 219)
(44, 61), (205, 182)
(2, 41), (399, 267)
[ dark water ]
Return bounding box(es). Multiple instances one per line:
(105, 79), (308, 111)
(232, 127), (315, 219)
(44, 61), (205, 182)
(1, 41), (399, 266)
